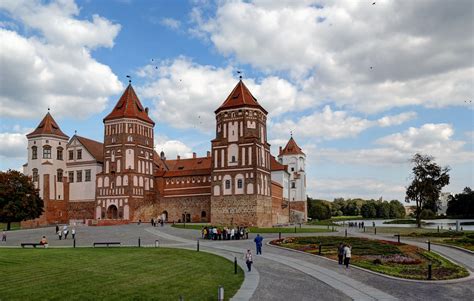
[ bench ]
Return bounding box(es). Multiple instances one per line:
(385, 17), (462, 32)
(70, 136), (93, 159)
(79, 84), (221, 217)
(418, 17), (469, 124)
(93, 242), (121, 247)
(21, 243), (43, 248)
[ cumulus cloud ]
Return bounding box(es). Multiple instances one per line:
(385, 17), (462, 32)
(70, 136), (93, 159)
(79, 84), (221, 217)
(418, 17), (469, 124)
(160, 17), (181, 30)
(0, 132), (27, 160)
(155, 135), (193, 160)
(271, 106), (416, 140)
(193, 0), (473, 113)
(0, 0), (123, 119)
(138, 57), (312, 131)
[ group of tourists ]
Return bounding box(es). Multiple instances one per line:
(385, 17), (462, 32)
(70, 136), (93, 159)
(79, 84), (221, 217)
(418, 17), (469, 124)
(201, 226), (249, 240)
(337, 243), (352, 268)
(150, 218), (164, 227)
(345, 221), (365, 228)
(55, 224), (76, 240)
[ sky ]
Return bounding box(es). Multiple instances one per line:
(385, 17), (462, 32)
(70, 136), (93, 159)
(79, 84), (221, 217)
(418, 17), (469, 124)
(0, 0), (472, 202)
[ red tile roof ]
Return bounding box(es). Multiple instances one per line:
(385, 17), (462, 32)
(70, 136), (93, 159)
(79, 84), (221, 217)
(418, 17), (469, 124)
(104, 84), (155, 124)
(270, 155), (287, 171)
(75, 136), (104, 163)
(215, 80), (267, 114)
(26, 112), (69, 139)
(163, 156), (212, 177)
(280, 137), (305, 156)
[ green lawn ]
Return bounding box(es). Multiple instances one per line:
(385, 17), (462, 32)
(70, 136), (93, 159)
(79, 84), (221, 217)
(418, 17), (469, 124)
(0, 248), (244, 301)
(271, 236), (468, 280)
(171, 223), (333, 233)
(0, 222), (21, 230)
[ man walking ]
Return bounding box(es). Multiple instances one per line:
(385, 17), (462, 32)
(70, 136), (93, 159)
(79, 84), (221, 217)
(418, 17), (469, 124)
(254, 234), (263, 255)
(337, 243), (344, 265)
(343, 244), (352, 269)
(2, 230), (6, 242)
(244, 250), (253, 272)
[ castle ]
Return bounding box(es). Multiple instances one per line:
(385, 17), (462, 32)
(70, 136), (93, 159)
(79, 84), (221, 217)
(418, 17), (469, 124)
(22, 80), (307, 228)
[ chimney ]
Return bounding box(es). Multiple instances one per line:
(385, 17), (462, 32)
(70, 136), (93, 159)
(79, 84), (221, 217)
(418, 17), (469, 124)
(207, 151), (211, 157)
(279, 146), (282, 155)
(145, 107), (149, 114)
(193, 152), (196, 159)
(177, 155), (180, 160)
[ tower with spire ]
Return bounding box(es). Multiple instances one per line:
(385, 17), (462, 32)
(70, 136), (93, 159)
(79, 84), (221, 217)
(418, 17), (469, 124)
(95, 83), (155, 221)
(23, 111), (70, 226)
(210, 80), (273, 227)
(278, 135), (307, 222)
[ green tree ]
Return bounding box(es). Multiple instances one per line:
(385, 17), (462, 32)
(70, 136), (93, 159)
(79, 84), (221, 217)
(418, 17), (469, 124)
(361, 202), (377, 218)
(308, 199), (332, 220)
(389, 200), (406, 218)
(0, 170), (43, 230)
(446, 187), (474, 218)
(405, 154), (450, 227)
(376, 201), (391, 218)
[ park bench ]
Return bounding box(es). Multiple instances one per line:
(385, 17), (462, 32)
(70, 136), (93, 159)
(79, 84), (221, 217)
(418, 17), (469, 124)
(21, 243), (42, 248)
(93, 242), (121, 247)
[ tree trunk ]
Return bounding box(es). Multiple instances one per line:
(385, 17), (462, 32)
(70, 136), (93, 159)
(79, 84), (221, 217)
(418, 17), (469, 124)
(7, 221), (11, 231)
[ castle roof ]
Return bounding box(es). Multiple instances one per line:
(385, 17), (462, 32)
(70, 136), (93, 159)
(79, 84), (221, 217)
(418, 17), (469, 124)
(104, 84), (155, 125)
(215, 80), (267, 114)
(280, 137), (305, 156)
(75, 136), (104, 163)
(164, 156), (212, 177)
(270, 155), (288, 172)
(26, 112), (69, 139)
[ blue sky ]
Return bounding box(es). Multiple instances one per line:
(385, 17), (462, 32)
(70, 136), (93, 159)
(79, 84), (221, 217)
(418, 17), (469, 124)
(1, 0), (472, 201)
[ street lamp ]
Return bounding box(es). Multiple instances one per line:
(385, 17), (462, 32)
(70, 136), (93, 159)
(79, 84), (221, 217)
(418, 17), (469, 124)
(184, 211), (187, 229)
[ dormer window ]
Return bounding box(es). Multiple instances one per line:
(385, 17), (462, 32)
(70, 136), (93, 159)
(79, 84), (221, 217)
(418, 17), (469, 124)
(69, 150), (74, 160)
(77, 149), (82, 160)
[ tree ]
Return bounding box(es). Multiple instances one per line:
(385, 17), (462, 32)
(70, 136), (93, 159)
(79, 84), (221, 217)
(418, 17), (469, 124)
(389, 200), (405, 218)
(405, 154), (450, 227)
(446, 187), (474, 218)
(308, 199), (332, 220)
(0, 170), (43, 230)
(361, 202), (377, 218)
(376, 201), (391, 218)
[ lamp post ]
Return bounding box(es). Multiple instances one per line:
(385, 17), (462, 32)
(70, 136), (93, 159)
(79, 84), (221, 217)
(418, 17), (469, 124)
(184, 211), (187, 229)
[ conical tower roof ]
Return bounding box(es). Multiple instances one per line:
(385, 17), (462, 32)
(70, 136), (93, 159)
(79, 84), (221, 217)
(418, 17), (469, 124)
(215, 80), (267, 114)
(26, 112), (69, 139)
(280, 136), (305, 156)
(104, 84), (155, 124)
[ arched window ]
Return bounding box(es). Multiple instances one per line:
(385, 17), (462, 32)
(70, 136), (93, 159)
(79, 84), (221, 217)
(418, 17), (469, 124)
(32, 168), (39, 182)
(43, 146), (51, 159)
(127, 135), (133, 142)
(57, 147), (63, 160)
(32, 146), (37, 160)
(225, 180), (231, 189)
(237, 179), (243, 189)
(57, 169), (63, 182)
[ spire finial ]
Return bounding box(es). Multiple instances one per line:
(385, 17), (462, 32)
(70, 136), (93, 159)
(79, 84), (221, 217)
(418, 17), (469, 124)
(237, 70), (242, 80)
(126, 75), (131, 84)
(74, 130), (77, 135)
(290, 130), (293, 138)
(47, 107), (50, 112)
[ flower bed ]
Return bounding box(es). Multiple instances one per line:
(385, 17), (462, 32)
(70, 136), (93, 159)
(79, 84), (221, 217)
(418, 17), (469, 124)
(271, 236), (468, 280)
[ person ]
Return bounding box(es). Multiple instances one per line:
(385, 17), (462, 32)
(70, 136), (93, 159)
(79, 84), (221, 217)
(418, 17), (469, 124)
(64, 228), (69, 240)
(2, 230), (6, 242)
(39, 236), (48, 248)
(245, 227), (249, 239)
(160, 219), (164, 227)
(58, 230), (62, 240)
(72, 228), (76, 240)
(254, 234), (263, 255)
(230, 228), (235, 240)
(244, 249), (253, 272)
(337, 243), (344, 265)
(343, 244), (352, 269)
(151, 218), (154, 227)
(55, 224), (59, 234)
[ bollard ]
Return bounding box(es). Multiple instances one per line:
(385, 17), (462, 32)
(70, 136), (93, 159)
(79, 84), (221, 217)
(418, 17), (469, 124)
(345, 229), (347, 237)
(197, 239), (199, 252)
(234, 257), (238, 274)
(374, 228), (377, 235)
(397, 234), (400, 244)
(138, 237), (141, 248)
(363, 227), (366, 232)
(155, 240), (159, 248)
(428, 263), (432, 280)
(73, 238), (76, 248)
(279, 232), (281, 240)
(179, 295), (184, 301)
(437, 225), (440, 233)
(327, 225), (329, 230)
(318, 244), (322, 255)
(294, 226), (297, 233)
(299, 223), (302, 229)
(427, 240), (431, 252)
(217, 286), (224, 301)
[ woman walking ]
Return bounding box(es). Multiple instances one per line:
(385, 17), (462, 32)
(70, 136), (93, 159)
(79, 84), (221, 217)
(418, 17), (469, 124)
(244, 250), (253, 272)
(343, 244), (352, 269)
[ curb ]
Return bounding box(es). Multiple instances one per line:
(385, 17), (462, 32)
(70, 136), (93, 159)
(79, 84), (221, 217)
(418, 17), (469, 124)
(266, 239), (474, 284)
(430, 242), (474, 255)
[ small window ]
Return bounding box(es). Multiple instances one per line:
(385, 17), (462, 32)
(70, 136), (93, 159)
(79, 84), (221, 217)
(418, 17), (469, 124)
(291, 167), (295, 172)
(237, 179), (243, 189)
(231, 156), (236, 162)
(57, 169), (63, 182)
(43, 146), (51, 159)
(225, 180), (231, 189)
(76, 170), (82, 182)
(32, 169), (39, 182)
(69, 150), (74, 160)
(57, 147), (63, 160)
(85, 169), (91, 182)
(68, 171), (74, 183)
(32, 146), (37, 160)
(291, 181), (296, 189)
(128, 136), (133, 142)
(77, 149), (82, 160)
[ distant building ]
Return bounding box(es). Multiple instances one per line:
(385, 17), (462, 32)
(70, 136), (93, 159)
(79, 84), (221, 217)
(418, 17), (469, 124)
(438, 192), (452, 215)
(22, 80), (307, 227)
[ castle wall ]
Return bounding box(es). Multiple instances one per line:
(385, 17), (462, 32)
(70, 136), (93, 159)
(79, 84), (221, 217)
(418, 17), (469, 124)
(158, 196), (211, 223)
(211, 195), (273, 227)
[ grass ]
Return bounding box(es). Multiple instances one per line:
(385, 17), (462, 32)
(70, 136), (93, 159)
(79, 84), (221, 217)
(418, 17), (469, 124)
(271, 236), (468, 280)
(171, 223), (333, 233)
(0, 248), (244, 301)
(383, 219), (424, 225)
(0, 222), (21, 230)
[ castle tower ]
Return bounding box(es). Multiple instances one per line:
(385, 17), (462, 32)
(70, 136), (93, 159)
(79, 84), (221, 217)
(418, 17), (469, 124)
(95, 84), (155, 222)
(210, 80), (273, 227)
(278, 136), (307, 222)
(23, 111), (70, 226)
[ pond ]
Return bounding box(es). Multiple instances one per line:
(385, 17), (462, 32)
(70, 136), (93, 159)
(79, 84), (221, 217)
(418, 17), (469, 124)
(335, 219), (474, 231)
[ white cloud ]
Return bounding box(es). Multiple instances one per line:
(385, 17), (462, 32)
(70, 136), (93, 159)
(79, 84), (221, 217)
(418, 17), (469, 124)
(271, 106), (416, 141)
(160, 17), (181, 30)
(0, 132), (27, 159)
(193, 0), (474, 113)
(155, 135), (193, 160)
(0, 0), (123, 119)
(138, 57), (312, 131)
